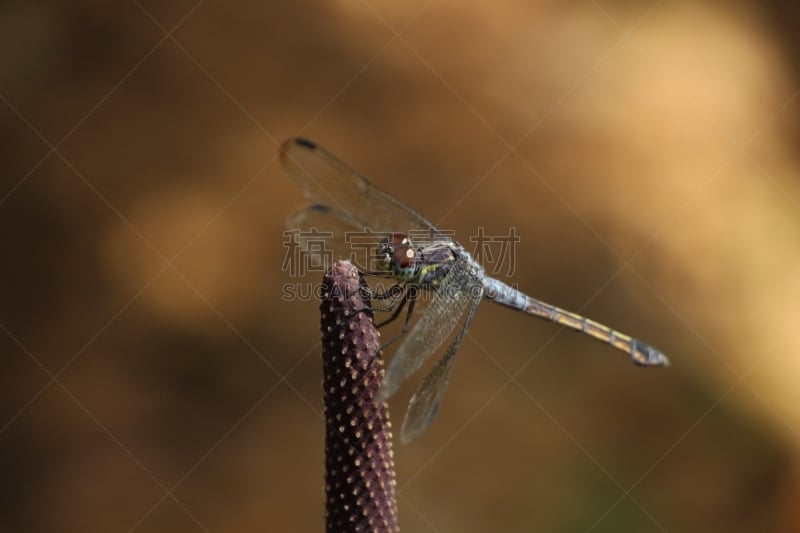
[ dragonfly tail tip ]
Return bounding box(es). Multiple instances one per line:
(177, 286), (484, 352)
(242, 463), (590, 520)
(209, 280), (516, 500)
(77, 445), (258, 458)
(631, 340), (670, 367)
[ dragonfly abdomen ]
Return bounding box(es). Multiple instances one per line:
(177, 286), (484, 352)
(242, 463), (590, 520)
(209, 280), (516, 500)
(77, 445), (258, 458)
(483, 278), (669, 367)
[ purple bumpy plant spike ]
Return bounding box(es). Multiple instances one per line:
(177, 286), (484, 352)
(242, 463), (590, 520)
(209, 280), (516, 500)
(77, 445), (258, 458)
(320, 261), (398, 532)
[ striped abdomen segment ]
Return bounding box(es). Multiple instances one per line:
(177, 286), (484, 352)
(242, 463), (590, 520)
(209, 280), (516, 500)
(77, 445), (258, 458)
(483, 278), (669, 367)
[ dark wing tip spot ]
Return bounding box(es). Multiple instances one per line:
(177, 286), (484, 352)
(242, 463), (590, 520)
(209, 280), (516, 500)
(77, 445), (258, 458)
(310, 203), (333, 213)
(294, 137), (317, 150)
(280, 137), (317, 165)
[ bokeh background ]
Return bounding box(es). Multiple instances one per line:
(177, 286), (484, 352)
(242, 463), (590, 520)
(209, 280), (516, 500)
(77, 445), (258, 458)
(2, 1), (800, 531)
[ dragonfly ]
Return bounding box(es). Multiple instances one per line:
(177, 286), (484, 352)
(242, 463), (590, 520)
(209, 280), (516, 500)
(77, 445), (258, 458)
(281, 137), (669, 444)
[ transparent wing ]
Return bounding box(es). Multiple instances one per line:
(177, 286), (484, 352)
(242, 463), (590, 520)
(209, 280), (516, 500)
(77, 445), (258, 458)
(281, 137), (439, 235)
(286, 204), (386, 273)
(401, 286), (483, 444)
(380, 257), (477, 402)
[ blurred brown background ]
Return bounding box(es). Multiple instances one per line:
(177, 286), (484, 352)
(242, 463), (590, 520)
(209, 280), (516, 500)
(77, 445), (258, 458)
(2, 1), (800, 532)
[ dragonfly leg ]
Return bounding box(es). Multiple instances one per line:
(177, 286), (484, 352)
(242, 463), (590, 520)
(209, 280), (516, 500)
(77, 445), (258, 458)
(369, 282), (404, 300)
(368, 283), (406, 313)
(378, 286), (418, 349)
(375, 290), (410, 328)
(399, 287), (418, 334)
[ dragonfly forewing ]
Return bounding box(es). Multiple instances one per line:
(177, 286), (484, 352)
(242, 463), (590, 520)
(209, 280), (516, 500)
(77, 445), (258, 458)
(281, 137), (437, 235)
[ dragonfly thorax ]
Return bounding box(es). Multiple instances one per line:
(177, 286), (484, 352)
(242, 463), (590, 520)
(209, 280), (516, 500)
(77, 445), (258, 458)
(376, 232), (418, 282)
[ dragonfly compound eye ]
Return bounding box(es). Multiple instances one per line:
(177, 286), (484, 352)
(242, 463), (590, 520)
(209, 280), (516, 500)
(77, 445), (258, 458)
(390, 242), (416, 281)
(373, 233), (416, 281)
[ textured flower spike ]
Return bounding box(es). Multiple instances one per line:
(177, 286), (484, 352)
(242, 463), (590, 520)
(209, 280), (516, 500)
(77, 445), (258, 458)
(320, 261), (398, 532)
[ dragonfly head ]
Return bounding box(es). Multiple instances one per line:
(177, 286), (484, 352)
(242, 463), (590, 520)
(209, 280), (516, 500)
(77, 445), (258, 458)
(375, 232), (418, 282)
